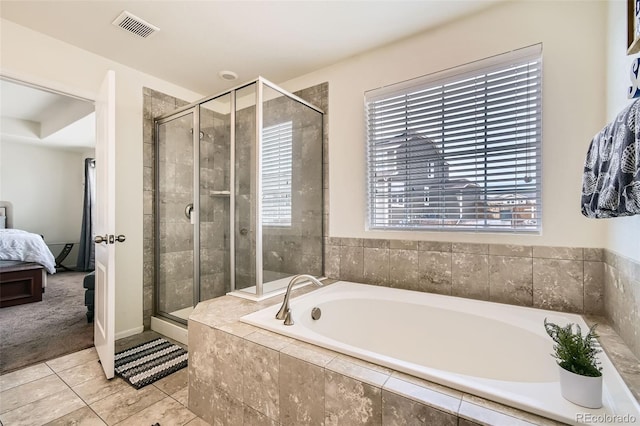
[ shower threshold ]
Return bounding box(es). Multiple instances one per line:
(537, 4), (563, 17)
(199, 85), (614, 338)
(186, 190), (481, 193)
(228, 275), (324, 302)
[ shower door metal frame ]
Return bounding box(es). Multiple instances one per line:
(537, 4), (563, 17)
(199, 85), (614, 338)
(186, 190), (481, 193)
(153, 106), (200, 325)
(153, 77), (325, 317)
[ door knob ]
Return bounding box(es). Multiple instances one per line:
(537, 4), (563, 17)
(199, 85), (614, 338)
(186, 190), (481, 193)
(115, 235), (126, 243)
(185, 203), (194, 220)
(94, 235), (108, 244)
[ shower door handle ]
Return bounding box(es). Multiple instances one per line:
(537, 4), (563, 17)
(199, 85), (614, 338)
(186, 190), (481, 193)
(185, 203), (194, 220)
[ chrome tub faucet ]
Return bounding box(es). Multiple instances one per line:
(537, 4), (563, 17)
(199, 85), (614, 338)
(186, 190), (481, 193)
(275, 274), (323, 326)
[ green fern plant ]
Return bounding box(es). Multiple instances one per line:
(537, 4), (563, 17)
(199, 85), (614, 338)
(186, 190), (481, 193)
(544, 318), (602, 377)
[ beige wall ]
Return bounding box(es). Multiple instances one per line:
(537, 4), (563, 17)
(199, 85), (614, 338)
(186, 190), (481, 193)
(281, 0), (609, 248)
(0, 18), (203, 337)
(0, 141), (84, 243)
(606, 0), (640, 263)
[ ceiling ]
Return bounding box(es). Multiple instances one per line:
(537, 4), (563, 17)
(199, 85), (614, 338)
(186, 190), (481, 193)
(0, 79), (95, 151)
(0, 1), (500, 151)
(0, 0), (500, 96)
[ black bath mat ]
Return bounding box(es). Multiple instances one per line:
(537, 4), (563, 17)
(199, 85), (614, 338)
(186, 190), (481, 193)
(114, 337), (188, 389)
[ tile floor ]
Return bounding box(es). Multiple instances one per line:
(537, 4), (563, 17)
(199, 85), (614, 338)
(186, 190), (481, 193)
(0, 344), (208, 426)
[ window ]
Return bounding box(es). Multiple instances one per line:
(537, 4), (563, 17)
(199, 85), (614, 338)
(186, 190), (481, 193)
(262, 121), (293, 226)
(366, 45), (542, 233)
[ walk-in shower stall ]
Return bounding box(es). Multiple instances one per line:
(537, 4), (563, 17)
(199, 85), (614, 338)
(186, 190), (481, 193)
(154, 78), (324, 325)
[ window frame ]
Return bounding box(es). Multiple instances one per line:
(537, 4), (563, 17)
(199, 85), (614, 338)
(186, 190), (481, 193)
(365, 44), (543, 234)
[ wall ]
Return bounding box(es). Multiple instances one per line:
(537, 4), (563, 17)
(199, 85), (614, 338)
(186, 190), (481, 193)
(601, 0), (640, 358)
(280, 0), (608, 248)
(0, 141), (85, 247)
(0, 18), (203, 337)
(606, 0), (640, 263)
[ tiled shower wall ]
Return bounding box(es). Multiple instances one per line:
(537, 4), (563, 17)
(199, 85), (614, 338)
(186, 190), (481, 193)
(143, 88), (190, 328)
(142, 83), (329, 327)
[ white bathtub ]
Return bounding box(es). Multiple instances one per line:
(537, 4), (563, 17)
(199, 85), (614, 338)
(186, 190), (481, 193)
(241, 281), (640, 425)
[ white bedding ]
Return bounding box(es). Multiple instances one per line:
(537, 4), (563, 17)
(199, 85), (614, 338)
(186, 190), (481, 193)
(0, 229), (57, 274)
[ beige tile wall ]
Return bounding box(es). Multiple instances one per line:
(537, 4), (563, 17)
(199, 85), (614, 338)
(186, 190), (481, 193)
(324, 238), (605, 316)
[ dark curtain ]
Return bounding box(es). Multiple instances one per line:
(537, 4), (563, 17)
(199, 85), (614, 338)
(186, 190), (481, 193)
(76, 158), (96, 271)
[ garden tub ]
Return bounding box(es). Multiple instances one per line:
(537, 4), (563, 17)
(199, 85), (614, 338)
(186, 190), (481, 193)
(241, 281), (640, 425)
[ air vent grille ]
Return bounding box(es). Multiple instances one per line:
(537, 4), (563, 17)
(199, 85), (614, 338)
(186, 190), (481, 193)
(112, 11), (159, 38)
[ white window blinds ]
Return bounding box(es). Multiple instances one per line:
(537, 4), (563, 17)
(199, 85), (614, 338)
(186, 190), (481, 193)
(262, 121), (293, 226)
(366, 45), (542, 233)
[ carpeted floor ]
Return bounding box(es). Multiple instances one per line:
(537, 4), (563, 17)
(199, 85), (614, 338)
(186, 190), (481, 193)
(0, 271), (94, 374)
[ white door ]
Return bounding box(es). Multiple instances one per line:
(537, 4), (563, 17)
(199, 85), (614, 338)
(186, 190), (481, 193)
(94, 70), (116, 379)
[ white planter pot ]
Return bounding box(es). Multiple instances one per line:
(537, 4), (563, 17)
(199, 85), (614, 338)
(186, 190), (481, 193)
(558, 365), (602, 409)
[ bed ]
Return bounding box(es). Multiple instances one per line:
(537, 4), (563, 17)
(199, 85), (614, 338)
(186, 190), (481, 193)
(0, 202), (56, 307)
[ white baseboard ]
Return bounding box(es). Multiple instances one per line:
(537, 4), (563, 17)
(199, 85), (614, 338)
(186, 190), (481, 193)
(115, 326), (144, 340)
(151, 316), (188, 346)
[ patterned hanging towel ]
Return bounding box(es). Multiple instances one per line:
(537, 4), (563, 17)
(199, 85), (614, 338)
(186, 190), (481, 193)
(581, 99), (640, 218)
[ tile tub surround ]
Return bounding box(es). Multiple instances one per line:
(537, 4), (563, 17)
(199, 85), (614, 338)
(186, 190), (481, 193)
(325, 239), (640, 361)
(188, 284), (640, 426)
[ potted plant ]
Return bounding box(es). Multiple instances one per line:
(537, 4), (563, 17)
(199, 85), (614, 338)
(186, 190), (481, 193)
(544, 318), (603, 409)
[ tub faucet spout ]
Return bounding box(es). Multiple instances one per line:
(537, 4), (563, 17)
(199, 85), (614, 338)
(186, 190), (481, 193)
(275, 274), (323, 326)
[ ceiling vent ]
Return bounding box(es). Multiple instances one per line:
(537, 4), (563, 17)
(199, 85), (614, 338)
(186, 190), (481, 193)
(112, 11), (159, 38)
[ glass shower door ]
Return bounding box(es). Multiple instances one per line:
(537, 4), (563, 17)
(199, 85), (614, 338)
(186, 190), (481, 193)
(155, 110), (196, 323)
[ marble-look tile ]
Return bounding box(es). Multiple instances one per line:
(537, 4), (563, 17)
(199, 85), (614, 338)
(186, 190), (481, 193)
(187, 322), (221, 421)
(212, 388), (243, 426)
(584, 247), (605, 261)
(172, 386), (189, 407)
(489, 244), (532, 258)
(458, 419), (482, 426)
(56, 359), (105, 387)
(325, 245), (341, 279)
(280, 354), (324, 426)
(186, 417), (211, 426)
(364, 239), (390, 249)
(489, 256), (533, 307)
(389, 372), (463, 400)
(212, 329), (244, 402)
(72, 376), (130, 405)
(382, 389), (457, 426)
(0, 363), (53, 392)
(325, 370), (382, 425)
(417, 251), (451, 295)
(43, 406), (106, 425)
(245, 329), (295, 351)
(0, 387), (85, 426)
(46, 347), (98, 373)
(363, 247), (389, 285)
(584, 261), (605, 315)
(215, 321), (257, 338)
(340, 245), (364, 282)
(389, 240), (419, 250)
(325, 357), (390, 388)
(243, 404), (279, 426)
(533, 259), (584, 313)
(338, 237), (363, 247)
(382, 376), (461, 416)
(418, 241), (452, 253)
(389, 249), (419, 290)
(452, 243), (488, 255)
(532, 246), (583, 260)
(451, 253), (489, 300)
(0, 374), (67, 414)
(280, 340), (336, 367)
(243, 340), (279, 420)
(152, 368), (188, 397)
(89, 385), (166, 425)
(114, 396), (196, 426)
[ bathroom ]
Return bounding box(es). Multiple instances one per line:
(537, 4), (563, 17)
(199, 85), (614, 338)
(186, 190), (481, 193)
(1, 0), (638, 424)
(146, 1), (638, 424)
